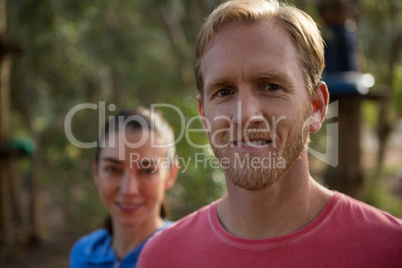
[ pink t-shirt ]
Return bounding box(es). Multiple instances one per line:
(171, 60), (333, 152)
(138, 192), (402, 267)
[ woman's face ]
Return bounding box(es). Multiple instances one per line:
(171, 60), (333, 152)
(93, 129), (177, 229)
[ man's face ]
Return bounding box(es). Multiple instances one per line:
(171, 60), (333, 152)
(198, 21), (312, 191)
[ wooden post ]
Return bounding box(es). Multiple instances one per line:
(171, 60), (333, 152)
(325, 97), (363, 197)
(319, 0), (364, 198)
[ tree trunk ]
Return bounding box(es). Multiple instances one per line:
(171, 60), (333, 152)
(0, 0), (12, 247)
(376, 0), (401, 174)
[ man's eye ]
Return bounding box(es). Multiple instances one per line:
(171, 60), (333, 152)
(217, 88), (231, 97)
(265, 84), (281, 91)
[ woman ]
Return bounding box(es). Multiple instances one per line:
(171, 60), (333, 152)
(70, 107), (178, 267)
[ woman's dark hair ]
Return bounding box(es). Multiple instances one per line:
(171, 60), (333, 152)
(95, 107), (176, 234)
(95, 107), (175, 166)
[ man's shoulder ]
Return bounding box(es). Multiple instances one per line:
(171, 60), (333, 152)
(324, 192), (402, 264)
(338, 193), (401, 219)
(154, 202), (212, 241)
(335, 192), (402, 231)
(137, 202), (214, 266)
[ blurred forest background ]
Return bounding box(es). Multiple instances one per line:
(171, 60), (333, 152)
(0, 0), (401, 266)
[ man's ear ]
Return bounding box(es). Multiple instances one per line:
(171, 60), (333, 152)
(197, 94), (208, 132)
(309, 82), (329, 133)
(165, 160), (179, 190)
(92, 161), (99, 186)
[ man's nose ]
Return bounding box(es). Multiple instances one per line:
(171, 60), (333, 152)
(233, 89), (264, 128)
(120, 172), (140, 196)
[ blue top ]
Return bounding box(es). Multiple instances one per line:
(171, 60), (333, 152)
(70, 221), (171, 268)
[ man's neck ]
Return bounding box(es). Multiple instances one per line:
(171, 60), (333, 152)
(217, 153), (333, 239)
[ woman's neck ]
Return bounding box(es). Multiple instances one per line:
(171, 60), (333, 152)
(111, 217), (164, 260)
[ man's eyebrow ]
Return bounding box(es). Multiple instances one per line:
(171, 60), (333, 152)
(253, 73), (294, 88)
(205, 76), (232, 91)
(101, 157), (123, 164)
(205, 73), (295, 92)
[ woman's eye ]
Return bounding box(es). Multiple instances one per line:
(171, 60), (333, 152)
(138, 166), (158, 176)
(265, 84), (281, 91)
(104, 166), (122, 175)
(217, 88), (231, 97)
(141, 167), (157, 175)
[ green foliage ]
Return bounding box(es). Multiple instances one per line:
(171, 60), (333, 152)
(392, 65), (402, 118)
(6, 0), (402, 235)
(364, 166), (402, 218)
(7, 0), (223, 233)
(361, 101), (378, 129)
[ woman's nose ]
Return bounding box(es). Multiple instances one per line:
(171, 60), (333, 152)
(120, 172), (140, 196)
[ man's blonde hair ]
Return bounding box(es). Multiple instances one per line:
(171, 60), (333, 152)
(194, 0), (325, 99)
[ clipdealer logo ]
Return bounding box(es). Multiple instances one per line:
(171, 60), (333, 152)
(64, 101), (339, 167)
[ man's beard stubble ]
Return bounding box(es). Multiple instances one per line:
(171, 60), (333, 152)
(211, 112), (311, 191)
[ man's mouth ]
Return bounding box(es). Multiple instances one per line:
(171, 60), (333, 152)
(233, 140), (271, 147)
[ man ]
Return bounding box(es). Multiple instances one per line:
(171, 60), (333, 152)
(138, 0), (402, 267)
